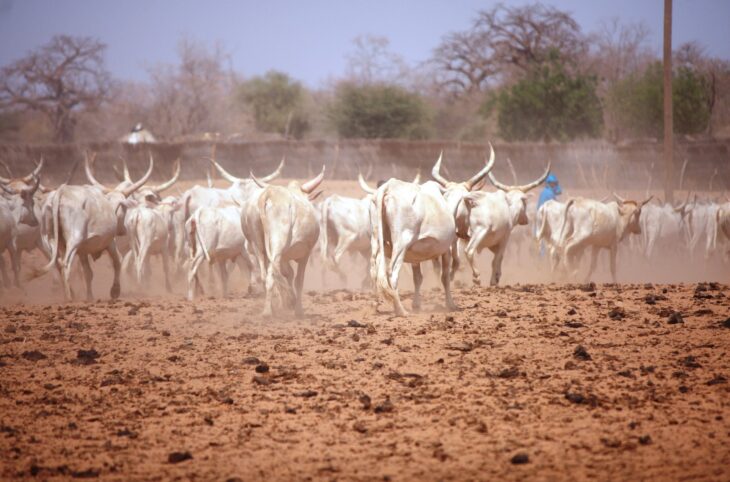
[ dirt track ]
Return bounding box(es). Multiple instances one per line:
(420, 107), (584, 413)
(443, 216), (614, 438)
(1, 281), (729, 481)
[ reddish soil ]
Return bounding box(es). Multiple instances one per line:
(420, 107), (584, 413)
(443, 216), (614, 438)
(1, 282), (729, 481)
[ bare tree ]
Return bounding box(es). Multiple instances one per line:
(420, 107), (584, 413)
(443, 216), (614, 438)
(431, 3), (586, 94)
(147, 37), (236, 139)
(0, 35), (111, 142)
(345, 35), (410, 86)
(590, 18), (654, 84)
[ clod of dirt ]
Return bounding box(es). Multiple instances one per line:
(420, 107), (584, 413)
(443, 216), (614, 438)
(495, 310), (508, 318)
(358, 393), (372, 410)
(573, 345), (592, 361)
(74, 349), (100, 365)
(168, 451), (193, 464)
(161, 330), (170, 337)
(679, 385), (689, 393)
(608, 307), (626, 320)
(564, 391), (598, 406)
(638, 435), (652, 445)
(497, 367), (520, 379)
(564, 321), (584, 328)
(601, 438), (622, 448)
(127, 306), (139, 315)
(680, 356), (701, 369)
(255, 363), (269, 373)
(511, 453), (529, 464)
(21, 350), (47, 362)
(722, 318), (730, 329)
(567, 307), (577, 315)
(667, 312), (684, 325)
(70, 468), (100, 478)
(446, 341), (473, 352)
(346, 319), (366, 328)
(204, 416), (214, 426)
(116, 428), (138, 438)
(706, 375), (727, 386)
(579, 282), (596, 292)
(295, 390), (318, 398)
(242, 356), (261, 365)
(353, 421), (368, 433)
(374, 398), (394, 414)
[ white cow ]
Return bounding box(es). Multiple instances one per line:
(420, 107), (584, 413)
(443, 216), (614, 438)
(557, 194), (652, 282)
(122, 196), (174, 292)
(429, 145), (496, 278)
(713, 201), (730, 261)
(535, 199), (568, 273)
(460, 165), (550, 286)
(37, 154), (152, 300)
(186, 203), (248, 300)
(371, 178), (457, 316)
(249, 168), (324, 317)
(638, 199), (691, 259)
(0, 176), (40, 291)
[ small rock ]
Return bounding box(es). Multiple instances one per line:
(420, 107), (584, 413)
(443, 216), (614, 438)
(511, 453), (529, 464)
(638, 435), (652, 445)
(706, 375), (727, 386)
(21, 350), (47, 362)
(358, 393), (372, 410)
(295, 390), (318, 398)
(161, 330), (170, 337)
(722, 318), (730, 329)
(346, 319), (366, 328)
(680, 356), (701, 369)
(242, 356), (261, 365)
(667, 312), (684, 325)
(564, 321), (584, 328)
(567, 307), (577, 315)
(255, 363), (269, 373)
(353, 421), (368, 433)
(446, 341), (473, 352)
(168, 451), (192, 464)
(497, 367), (520, 379)
(374, 399), (394, 414)
(573, 345), (591, 361)
(252, 375), (271, 385)
(74, 349), (100, 365)
(608, 307), (625, 320)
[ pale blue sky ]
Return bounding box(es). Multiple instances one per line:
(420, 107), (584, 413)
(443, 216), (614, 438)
(1, 0), (728, 87)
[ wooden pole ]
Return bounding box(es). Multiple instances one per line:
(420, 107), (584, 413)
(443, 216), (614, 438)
(663, 0), (674, 202)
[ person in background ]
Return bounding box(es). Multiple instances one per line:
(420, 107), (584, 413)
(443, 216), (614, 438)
(536, 173), (562, 256)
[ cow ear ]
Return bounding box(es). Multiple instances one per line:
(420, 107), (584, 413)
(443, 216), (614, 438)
(463, 192), (480, 209)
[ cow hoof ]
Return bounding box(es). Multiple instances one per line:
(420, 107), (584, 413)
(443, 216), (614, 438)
(472, 278), (481, 287)
(110, 284), (120, 300)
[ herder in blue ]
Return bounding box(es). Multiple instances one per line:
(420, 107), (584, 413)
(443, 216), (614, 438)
(537, 173), (562, 211)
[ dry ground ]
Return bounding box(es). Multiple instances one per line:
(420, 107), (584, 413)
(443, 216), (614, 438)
(1, 282), (729, 481)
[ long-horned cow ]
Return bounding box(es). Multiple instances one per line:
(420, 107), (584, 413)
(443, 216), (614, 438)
(557, 193), (652, 282)
(370, 177), (458, 316)
(460, 163), (550, 286)
(430, 145), (496, 277)
(0, 174), (40, 291)
(36, 154), (153, 300)
(249, 167), (325, 317)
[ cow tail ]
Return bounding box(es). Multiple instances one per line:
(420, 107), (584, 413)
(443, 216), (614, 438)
(261, 195), (292, 305)
(194, 209), (211, 263)
(557, 199), (574, 247)
(375, 185), (392, 301)
(536, 204), (548, 242)
(37, 186), (63, 275)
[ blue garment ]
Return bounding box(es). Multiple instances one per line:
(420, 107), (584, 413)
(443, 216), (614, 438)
(537, 182), (562, 211)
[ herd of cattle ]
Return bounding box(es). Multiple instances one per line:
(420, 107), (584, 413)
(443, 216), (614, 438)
(0, 148), (729, 316)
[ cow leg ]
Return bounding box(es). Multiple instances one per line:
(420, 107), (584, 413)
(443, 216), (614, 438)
(10, 246), (21, 288)
(161, 251), (172, 293)
(441, 252), (458, 310)
(106, 241), (122, 300)
(465, 228), (487, 286)
(293, 255), (309, 317)
(449, 239), (460, 281)
(61, 242), (81, 301)
(585, 246), (599, 282)
(187, 254), (205, 301)
(217, 259), (230, 298)
(609, 246), (618, 282)
(386, 243), (409, 316)
(489, 240), (507, 286)
(78, 253), (94, 301)
(358, 250), (372, 290)
(333, 235), (355, 285)
(0, 254), (9, 289)
(412, 263), (423, 311)
(136, 243), (151, 289)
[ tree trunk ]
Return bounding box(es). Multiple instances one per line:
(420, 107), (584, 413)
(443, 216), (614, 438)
(663, 0), (674, 202)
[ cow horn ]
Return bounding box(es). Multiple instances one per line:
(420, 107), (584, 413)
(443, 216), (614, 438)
(122, 155), (154, 197)
(413, 169), (422, 184)
(464, 142), (496, 191)
(27, 174), (40, 195)
(249, 171), (268, 189)
(208, 157), (244, 183)
(489, 161), (551, 193)
(431, 151), (449, 187)
(0, 182), (16, 195)
(640, 195), (653, 208)
(301, 165), (325, 194)
(119, 157), (132, 183)
(21, 157), (44, 183)
(612, 192), (626, 204)
(358, 172), (376, 194)
(260, 156), (285, 183)
(84, 152), (109, 192)
(151, 159), (181, 193)
(0, 160), (12, 179)
(111, 164), (125, 183)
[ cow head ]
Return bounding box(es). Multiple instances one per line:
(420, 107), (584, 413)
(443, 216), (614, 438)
(0, 174), (40, 226)
(488, 162), (551, 225)
(431, 143), (496, 193)
(613, 192), (653, 237)
(252, 165), (326, 201)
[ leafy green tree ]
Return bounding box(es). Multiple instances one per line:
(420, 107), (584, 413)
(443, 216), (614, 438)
(484, 56), (603, 141)
(609, 62), (711, 138)
(239, 71), (310, 139)
(328, 83), (430, 139)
